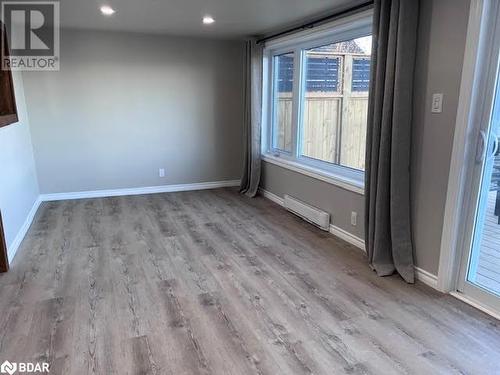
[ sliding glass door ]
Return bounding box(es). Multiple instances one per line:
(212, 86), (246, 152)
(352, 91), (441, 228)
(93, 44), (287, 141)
(458, 74), (500, 309)
(457, 8), (500, 311)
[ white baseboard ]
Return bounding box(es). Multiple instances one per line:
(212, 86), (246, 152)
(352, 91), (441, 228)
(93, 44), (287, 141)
(259, 188), (440, 290)
(258, 188), (285, 206)
(259, 187), (366, 250)
(7, 196), (42, 263)
(40, 180), (241, 202)
(414, 267), (438, 289)
(329, 224), (365, 251)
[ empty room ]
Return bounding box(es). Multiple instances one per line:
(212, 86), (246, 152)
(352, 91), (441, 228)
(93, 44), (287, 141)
(1, 0), (500, 373)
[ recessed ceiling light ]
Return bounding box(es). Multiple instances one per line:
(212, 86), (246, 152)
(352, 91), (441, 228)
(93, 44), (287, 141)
(100, 5), (116, 16)
(202, 15), (215, 25)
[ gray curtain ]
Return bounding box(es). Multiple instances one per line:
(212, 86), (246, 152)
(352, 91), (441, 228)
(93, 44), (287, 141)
(365, 0), (419, 283)
(240, 40), (264, 197)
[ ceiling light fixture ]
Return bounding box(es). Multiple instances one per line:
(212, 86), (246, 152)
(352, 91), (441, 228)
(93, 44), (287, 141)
(100, 5), (116, 16)
(202, 15), (215, 25)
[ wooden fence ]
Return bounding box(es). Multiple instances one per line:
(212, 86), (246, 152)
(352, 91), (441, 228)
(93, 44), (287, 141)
(276, 53), (369, 171)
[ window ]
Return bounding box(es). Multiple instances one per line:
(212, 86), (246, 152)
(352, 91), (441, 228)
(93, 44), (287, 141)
(0, 22), (18, 128)
(263, 14), (372, 190)
(272, 53), (294, 152)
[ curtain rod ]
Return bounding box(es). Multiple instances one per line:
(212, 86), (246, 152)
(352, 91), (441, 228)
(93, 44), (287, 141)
(256, 1), (374, 45)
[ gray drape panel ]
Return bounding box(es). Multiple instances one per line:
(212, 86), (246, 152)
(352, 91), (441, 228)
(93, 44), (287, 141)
(365, 0), (419, 283)
(240, 40), (264, 197)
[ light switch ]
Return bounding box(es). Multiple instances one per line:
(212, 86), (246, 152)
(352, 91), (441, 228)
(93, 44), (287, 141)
(431, 93), (443, 113)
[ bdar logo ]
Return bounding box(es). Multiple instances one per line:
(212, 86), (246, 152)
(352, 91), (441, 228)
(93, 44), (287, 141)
(0, 361), (17, 375)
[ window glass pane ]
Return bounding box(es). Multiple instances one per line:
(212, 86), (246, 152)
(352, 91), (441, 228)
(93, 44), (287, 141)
(352, 58), (371, 92)
(272, 53), (294, 152)
(300, 36), (372, 171)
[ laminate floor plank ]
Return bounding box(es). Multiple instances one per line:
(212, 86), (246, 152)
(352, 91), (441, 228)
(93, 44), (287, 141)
(1, 188), (499, 375)
(209, 191), (500, 373)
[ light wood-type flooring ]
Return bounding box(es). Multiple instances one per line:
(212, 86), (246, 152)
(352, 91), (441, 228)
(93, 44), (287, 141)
(0, 188), (499, 374)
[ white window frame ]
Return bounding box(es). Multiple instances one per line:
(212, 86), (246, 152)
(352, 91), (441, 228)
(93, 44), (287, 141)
(261, 10), (373, 195)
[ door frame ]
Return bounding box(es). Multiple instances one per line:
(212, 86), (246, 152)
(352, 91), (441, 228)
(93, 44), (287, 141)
(438, 0), (500, 317)
(0, 211), (8, 272)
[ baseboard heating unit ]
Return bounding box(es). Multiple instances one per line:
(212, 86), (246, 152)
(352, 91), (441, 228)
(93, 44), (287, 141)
(283, 195), (330, 231)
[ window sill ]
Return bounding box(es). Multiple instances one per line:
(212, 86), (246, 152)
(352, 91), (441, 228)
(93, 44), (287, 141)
(262, 154), (365, 195)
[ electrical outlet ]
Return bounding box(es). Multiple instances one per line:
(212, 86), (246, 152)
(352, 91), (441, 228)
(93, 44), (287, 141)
(159, 168), (165, 178)
(351, 212), (358, 226)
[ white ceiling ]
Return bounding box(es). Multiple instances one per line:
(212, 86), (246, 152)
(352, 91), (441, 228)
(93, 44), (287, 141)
(59, 0), (360, 39)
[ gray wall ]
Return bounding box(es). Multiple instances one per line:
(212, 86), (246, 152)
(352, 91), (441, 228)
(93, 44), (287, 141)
(411, 0), (470, 275)
(261, 0), (471, 276)
(23, 29), (244, 194)
(0, 71), (39, 257)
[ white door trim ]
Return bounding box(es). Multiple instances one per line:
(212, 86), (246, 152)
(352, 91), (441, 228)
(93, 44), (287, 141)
(438, 0), (487, 292)
(437, 0), (487, 292)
